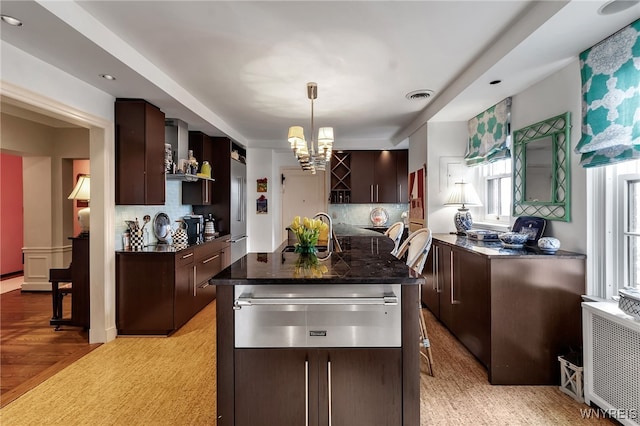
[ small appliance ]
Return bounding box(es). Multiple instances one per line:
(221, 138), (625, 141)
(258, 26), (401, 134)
(183, 214), (204, 245)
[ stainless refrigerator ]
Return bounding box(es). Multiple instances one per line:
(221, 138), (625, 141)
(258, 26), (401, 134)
(230, 160), (247, 263)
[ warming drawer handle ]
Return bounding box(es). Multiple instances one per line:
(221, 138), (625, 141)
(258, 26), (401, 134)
(227, 236), (248, 244)
(232, 294), (398, 310)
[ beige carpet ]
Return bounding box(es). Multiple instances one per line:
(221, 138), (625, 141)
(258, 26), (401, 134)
(1, 300), (610, 425)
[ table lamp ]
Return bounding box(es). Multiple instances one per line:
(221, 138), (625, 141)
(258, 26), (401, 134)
(68, 174), (90, 236)
(444, 181), (481, 235)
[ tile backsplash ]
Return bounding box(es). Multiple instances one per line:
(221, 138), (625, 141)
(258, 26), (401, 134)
(328, 203), (409, 227)
(114, 181), (192, 249)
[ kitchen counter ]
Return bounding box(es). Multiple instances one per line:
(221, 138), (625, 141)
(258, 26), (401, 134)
(433, 233), (585, 258)
(116, 234), (231, 253)
(214, 224), (422, 426)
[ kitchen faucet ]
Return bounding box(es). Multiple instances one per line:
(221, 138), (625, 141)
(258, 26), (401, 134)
(313, 212), (333, 252)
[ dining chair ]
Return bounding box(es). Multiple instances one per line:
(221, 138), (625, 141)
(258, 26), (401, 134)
(384, 221), (405, 256)
(394, 227), (435, 376)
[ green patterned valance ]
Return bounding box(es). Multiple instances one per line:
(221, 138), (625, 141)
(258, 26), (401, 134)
(576, 18), (640, 168)
(465, 97), (511, 166)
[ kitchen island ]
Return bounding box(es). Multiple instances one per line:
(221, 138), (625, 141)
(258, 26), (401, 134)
(213, 226), (424, 426)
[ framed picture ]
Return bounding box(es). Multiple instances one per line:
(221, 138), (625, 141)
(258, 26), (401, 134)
(257, 178), (268, 193)
(512, 216), (547, 244)
(256, 195), (268, 214)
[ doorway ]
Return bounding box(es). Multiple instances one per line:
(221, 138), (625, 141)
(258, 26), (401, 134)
(280, 168), (327, 243)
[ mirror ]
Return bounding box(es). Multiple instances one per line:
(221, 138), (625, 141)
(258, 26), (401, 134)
(513, 112), (571, 221)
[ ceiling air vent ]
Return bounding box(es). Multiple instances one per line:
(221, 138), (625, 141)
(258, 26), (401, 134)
(405, 89), (434, 101)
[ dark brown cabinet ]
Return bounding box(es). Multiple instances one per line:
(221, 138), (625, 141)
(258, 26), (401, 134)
(234, 348), (401, 426)
(424, 235), (586, 384)
(332, 150), (408, 204)
(116, 237), (230, 335)
(115, 99), (166, 205)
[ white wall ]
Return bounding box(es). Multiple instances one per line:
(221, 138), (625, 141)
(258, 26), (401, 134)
(246, 148), (275, 252)
(511, 59), (584, 252)
(426, 122), (469, 233)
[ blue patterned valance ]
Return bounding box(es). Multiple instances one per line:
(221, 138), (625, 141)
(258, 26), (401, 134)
(576, 18), (640, 168)
(465, 97), (511, 166)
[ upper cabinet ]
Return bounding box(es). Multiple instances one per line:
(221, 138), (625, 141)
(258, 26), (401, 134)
(115, 99), (166, 205)
(331, 150), (408, 204)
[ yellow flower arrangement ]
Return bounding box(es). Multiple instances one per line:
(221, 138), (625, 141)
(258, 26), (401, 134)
(289, 216), (329, 254)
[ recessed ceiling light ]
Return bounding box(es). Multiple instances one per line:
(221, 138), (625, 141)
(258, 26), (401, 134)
(598, 0), (639, 15)
(489, 80), (502, 85)
(99, 74), (116, 81)
(1, 15), (23, 26)
(405, 89), (434, 100)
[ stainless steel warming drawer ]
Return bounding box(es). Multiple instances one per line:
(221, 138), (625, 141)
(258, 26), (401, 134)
(233, 284), (402, 348)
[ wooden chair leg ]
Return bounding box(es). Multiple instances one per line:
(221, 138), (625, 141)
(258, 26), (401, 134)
(419, 308), (435, 376)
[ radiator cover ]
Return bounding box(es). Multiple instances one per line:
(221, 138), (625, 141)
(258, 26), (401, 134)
(583, 302), (640, 426)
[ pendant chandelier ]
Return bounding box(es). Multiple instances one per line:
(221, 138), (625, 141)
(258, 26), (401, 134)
(288, 82), (334, 174)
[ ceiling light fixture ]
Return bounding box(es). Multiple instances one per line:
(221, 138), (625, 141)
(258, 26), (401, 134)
(598, 0), (639, 15)
(99, 74), (116, 81)
(1, 15), (23, 26)
(288, 82), (334, 174)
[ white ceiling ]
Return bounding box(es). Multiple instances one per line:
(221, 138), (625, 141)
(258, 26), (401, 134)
(1, 1), (639, 151)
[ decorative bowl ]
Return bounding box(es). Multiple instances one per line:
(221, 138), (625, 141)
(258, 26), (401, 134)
(498, 232), (529, 248)
(538, 237), (561, 254)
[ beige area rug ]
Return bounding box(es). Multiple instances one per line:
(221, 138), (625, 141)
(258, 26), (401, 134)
(1, 302), (217, 426)
(419, 308), (611, 426)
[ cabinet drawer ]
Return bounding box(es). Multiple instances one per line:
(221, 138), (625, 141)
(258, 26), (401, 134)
(195, 250), (222, 285)
(175, 249), (195, 268)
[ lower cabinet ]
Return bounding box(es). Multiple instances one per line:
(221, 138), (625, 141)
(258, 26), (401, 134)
(425, 235), (586, 384)
(116, 237), (230, 335)
(234, 348), (402, 426)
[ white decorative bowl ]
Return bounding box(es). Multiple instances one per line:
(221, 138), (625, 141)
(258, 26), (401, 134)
(538, 237), (561, 254)
(498, 232), (529, 248)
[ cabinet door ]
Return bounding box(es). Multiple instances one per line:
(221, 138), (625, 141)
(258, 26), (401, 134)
(373, 150), (397, 203)
(421, 245), (439, 318)
(144, 102), (166, 205)
(182, 180), (213, 205)
(437, 243), (454, 330)
(452, 249), (490, 367)
(174, 251), (195, 329)
(322, 349), (402, 426)
(396, 150), (408, 203)
(235, 349), (318, 426)
(349, 151), (375, 203)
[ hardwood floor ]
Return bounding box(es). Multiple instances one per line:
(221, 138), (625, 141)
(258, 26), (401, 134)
(0, 289), (98, 407)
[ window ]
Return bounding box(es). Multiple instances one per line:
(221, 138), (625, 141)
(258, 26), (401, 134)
(621, 175), (640, 289)
(590, 160), (640, 299)
(478, 158), (512, 224)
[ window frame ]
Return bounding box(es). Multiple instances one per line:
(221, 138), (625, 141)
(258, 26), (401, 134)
(477, 158), (512, 226)
(619, 174), (640, 290)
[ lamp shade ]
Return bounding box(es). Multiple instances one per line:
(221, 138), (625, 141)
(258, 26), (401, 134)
(444, 181), (481, 209)
(69, 174), (90, 236)
(317, 127), (334, 150)
(288, 126), (305, 149)
(68, 175), (90, 200)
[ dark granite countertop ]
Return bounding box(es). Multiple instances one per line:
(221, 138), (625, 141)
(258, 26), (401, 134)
(213, 225), (423, 285)
(116, 234), (231, 254)
(433, 233), (585, 259)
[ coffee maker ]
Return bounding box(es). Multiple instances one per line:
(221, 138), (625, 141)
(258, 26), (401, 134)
(182, 215), (204, 245)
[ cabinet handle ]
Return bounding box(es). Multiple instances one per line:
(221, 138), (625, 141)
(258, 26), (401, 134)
(204, 181), (209, 204)
(376, 184), (379, 202)
(182, 252), (193, 259)
(370, 185), (374, 203)
(305, 359), (309, 426)
(202, 254), (220, 264)
(398, 184), (401, 203)
(450, 251), (460, 304)
(328, 359), (333, 426)
(193, 266), (197, 297)
(432, 246), (440, 293)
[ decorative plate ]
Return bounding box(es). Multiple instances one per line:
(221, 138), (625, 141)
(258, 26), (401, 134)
(370, 207), (389, 227)
(152, 212), (171, 243)
(512, 216), (547, 245)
